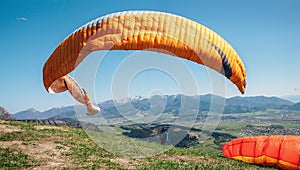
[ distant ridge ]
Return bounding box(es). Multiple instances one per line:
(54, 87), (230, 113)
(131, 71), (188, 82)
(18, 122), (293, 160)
(13, 108), (42, 120)
(281, 95), (300, 103)
(13, 94), (297, 121)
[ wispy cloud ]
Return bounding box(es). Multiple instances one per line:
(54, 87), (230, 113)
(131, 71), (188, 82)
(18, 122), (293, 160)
(16, 17), (27, 21)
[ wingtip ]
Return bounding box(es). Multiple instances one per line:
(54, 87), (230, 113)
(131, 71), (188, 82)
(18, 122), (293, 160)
(237, 80), (246, 95)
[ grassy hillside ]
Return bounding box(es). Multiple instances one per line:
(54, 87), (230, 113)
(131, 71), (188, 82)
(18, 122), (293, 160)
(0, 120), (275, 169)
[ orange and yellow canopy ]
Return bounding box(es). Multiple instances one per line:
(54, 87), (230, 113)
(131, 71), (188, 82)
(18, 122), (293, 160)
(43, 11), (247, 114)
(223, 135), (300, 170)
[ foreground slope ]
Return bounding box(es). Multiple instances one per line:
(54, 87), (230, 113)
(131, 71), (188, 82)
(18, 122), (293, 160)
(0, 120), (275, 169)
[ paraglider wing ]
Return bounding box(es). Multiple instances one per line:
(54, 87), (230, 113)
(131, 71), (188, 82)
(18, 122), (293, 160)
(222, 135), (300, 170)
(43, 11), (246, 114)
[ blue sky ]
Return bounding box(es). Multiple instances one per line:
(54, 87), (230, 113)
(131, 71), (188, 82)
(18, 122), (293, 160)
(0, 0), (300, 113)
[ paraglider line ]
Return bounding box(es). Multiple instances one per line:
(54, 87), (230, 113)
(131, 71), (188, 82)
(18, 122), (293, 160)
(63, 79), (69, 91)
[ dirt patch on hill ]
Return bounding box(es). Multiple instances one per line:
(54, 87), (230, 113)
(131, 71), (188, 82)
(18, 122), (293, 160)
(109, 157), (147, 169)
(25, 138), (72, 169)
(34, 125), (69, 131)
(0, 140), (23, 148)
(0, 137), (71, 169)
(0, 124), (22, 133)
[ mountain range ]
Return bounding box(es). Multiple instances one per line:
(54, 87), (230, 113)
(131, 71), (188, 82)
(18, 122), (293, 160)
(13, 94), (300, 122)
(281, 95), (300, 103)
